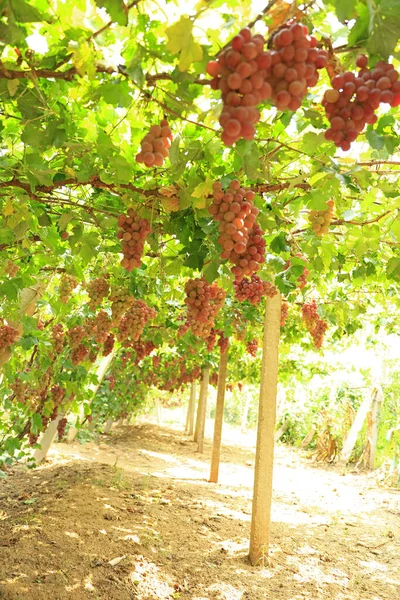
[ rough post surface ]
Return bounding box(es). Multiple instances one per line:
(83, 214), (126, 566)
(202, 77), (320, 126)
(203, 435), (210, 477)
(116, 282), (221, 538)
(197, 368), (210, 453)
(249, 292), (281, 566)
(209, 346), (229, 483)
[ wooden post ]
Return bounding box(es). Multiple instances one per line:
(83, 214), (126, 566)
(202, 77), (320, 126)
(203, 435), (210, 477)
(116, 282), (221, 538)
(241, 389), (251, 432)
(103, 418), (113, 434)
(209, 345), (229, 483)
(34, 414), (64, 463)
(155, 398), (162, 424)
(367, 386), (384, 469)
(196, 368), (210, 453)
(67, 351), (114, 443)
(249, 292), (281, 566)
(340, 393), (374, 463)
(188, 381), (196, 436)
(194, 377), (202, 442)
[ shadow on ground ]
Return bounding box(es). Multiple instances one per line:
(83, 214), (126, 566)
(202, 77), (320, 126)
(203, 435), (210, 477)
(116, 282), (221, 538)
(0, 424), (399, 600)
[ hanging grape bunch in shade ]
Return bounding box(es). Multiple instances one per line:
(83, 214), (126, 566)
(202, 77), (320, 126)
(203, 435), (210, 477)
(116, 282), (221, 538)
(206, 22), (328, 145)
(135, 120), (173, 167)
(323, 56), (400, 151)
(308, 200), (335, 235)
(234, 275), (277, 305)
(117, 209), (151, 272)
(208, 180), (266, 281)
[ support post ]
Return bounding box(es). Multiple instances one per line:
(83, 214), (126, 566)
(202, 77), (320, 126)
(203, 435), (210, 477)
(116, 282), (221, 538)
(249, 292), (281, 566)
(155, 398), (162, 424)
(367, 386), (384, 469)
(194, 377), (202, 442)
(196, 368), (210, 453)
(209, 344), (229, 483)
(34, 414), (64, 463)
(67, 351), (114, 443)
(188, 381), (196, 436)
(185, 381), (196, 435)
(103, 418), (113, 434)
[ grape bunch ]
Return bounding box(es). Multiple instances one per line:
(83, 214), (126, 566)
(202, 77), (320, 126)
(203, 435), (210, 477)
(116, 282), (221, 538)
(280, 302), (289, 327)
(132, 340), (156, 363)
(264, 22), (328, 112)
(210, 372), (219, 387)
(86, 277), (110, 310)
(59, 274), (78, 303)
(296, 266), (309, 289)
(92, 310), (112, 344)
(103, 333), (115, 356)
(67, 326), (86, 349)
(107, 374), (116, 391)
(109, 286), (135, 324)
(11, 378), (28, 404)
(117, 209), (151, 272)
(323, 56), (400, 150)
(234, 275), (277, 304)
(57, 417), (68, 441)
(218, 332), (229, 354)
(246, 339), (258, 357)
(71, 343), (89, 365)
(117, 300), (157, 342)
(0, 322), (18, 350)
(301, 300), (328, 348)
(5, 260), (19, 277)
(182, 277), (226, 339)
(50, 385), (65, 419)
(135, 119), (173, 167)
(51, 324), (65, 355)
(152, 355), (160, 368)
(88, 348), (98, 363)
(206, 328), (217, 351)
(209, 180), (265, 281)
(207, 28), (272, 145)
(308, 200), (335, 235)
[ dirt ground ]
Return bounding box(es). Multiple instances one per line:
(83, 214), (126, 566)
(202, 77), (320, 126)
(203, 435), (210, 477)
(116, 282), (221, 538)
(0, 423), (399, 600)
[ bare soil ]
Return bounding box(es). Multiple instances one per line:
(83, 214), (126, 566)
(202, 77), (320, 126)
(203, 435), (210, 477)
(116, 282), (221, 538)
(0, 423), (399, 600)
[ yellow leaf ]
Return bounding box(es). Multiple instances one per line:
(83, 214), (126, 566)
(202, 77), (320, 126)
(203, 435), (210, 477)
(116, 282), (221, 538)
(166, 17), (203, 72)
(192, 176), (213, 199)
(3, 199), (14, 216)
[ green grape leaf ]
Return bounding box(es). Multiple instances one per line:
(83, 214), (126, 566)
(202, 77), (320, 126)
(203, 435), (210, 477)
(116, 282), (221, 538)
(166, 17), (203, 72)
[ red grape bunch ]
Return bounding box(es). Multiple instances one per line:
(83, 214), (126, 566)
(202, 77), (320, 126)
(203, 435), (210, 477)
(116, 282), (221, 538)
(5, 260), (19, 277)
(206, 328), (217, 351)
(210, 372), (219, 387)
(117, 208), (151, 272)
(71, 343), (89, 365)
(57, 417), (68, 441)
(323, 55), (400, 151)
(109, 286), (135, 324)
(0, 322), (18, 350)
(301, 300), (328, 348)
(246, 339), (258, 357)
(308, 200), (335, 235)
(135, 119), (173, 167)
(50, 385), (65, 419)
(207, 27), (272, 145)
(11, 378), (28, 404)
(131, 340), (156, 363)
(182, 277), (226, 339)
(209, 179), (265, 281)
(86, 276), (110, 310)
(51, 324), (65, 355)
(280, 302), (289, 327)
(117, 300), (157, 342)
(92, 310), (112, 344)
(234, 274), (277, 304)
(218, 332), (229, 354)
(264, 22), (328, 112)
(67, 326), (86, 349)
(103, 333), (115, 356)
(59, 274), (78, 303)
